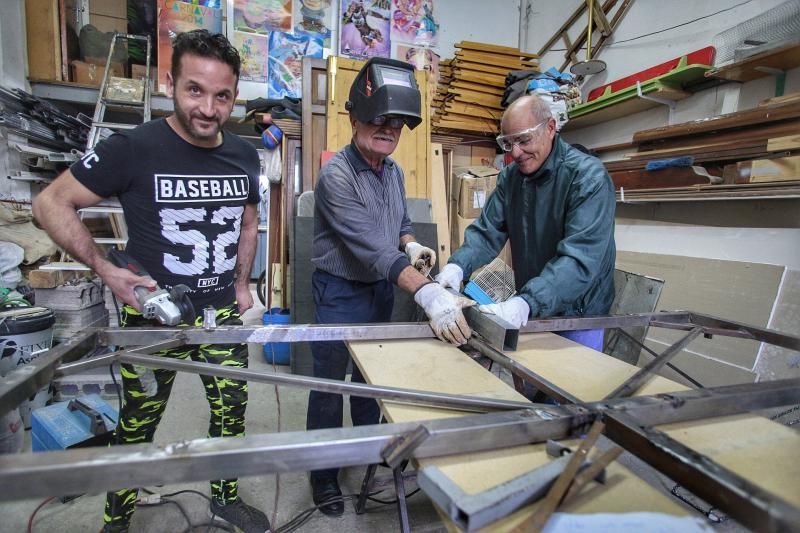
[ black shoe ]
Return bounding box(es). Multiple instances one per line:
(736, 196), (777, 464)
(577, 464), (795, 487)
(311, 477), (344, 517)
(210, 497), (272, 533)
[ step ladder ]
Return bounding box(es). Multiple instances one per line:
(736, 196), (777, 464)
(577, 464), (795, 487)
(44, 33), (152, 273)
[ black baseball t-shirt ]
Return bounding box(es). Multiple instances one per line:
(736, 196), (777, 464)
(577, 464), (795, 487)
(71, 118), (260, 310)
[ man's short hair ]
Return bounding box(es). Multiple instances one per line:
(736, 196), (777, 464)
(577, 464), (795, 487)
(503, 94), (554, 130)
(171, 29), (241, 81)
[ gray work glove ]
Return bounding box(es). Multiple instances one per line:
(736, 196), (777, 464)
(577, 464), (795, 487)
(405, 242), (436, 277)
(479, 296), (530, 329)
(434, 263), (464, 290)
(414, 283), (475, 345)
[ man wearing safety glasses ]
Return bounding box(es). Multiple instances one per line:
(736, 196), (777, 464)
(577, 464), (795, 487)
(437, 94), (616, 353)
(306, 57), (473, 516)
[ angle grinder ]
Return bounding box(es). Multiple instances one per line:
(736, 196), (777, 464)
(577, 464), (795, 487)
(107, 249), (196, 326)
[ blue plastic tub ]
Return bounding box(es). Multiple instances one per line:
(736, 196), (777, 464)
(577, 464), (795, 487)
(263, 308), (290, 365)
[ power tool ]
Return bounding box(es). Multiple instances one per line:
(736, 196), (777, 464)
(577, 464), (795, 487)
(107, 249), (196, 326)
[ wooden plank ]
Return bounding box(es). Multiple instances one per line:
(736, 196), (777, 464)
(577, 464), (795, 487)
(749, 155), (800, 183)
(349, 337), (687, 531)
(611, 166), (718, 190)
(430, 143), (450, 265)
(456, 41), (539, 59)
(706, 42), (800, 83)
(444, 101), (503, 121)
(28, 269), (85, 289)
(767, 134), (800, 152)
(450, 89), (504, 109)
(451, 80), (505, 96)
(25, 0), (63, 81)
(633, 101), (800, 144)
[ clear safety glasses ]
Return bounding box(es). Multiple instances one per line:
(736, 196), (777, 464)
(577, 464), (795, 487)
(369, 115), (407, 128)
(496, 121), (548, 152)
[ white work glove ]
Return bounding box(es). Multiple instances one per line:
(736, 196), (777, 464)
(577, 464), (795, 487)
(434, 263), (464, 290)
(405, 242), (436, 277)
(479, 296), (530, 329)
(414, 283), (475, 345)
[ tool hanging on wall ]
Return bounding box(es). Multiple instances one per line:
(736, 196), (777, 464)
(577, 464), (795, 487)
(570, 0), (608, 76)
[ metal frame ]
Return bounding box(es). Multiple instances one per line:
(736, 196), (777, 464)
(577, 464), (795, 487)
(1, 311), (799, 531)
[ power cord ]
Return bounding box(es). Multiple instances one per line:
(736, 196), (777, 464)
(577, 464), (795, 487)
(135, 490), (235, 533)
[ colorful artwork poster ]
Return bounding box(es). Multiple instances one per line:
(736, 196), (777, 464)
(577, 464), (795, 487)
(233, 0), (292, 35)
(156, 0), (223, 93)
(292, 0), (333, 48)
(234, 31), (269, 83)
(397, 44), (439, 100)
(268, 31), (323, 98)
(391, 0), (438, 46)
(339, 0), (391, 59)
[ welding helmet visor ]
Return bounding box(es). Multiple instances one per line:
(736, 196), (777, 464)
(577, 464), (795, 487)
(345, 57), (422, 130)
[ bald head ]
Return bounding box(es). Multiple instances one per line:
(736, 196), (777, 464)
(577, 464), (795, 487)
(501, 94), (553, 134)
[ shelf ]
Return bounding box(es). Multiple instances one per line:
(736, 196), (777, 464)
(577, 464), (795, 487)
(705, 42), (800, 83)
(616, 180), (800, 203)
(28, 80), (247, 120)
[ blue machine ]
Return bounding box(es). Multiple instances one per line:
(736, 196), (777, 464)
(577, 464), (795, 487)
(31, 394), (118, 452)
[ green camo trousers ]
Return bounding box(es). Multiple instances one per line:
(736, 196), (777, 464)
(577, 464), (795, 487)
(103, 303), (248, 531)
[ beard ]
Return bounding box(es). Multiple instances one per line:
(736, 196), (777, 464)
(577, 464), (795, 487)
(173, 99), (221, 143)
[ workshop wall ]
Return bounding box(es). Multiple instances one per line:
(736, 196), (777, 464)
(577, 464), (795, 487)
(522, 0), (800, 384)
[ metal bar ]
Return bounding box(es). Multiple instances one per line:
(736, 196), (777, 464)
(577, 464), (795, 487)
(0, 329), (97, 413)
(55, 338), (186, 377)
(689, 312), (800, 352)
(462, 305), (518, 351)
(100, 322), (437, 346)
(2, 378), (799, 502)
(0, 409), (583, 501)
(614, 328), (704, 388)
(604, 412), (800, 533)
(605, 327), (704, 399)
(393, 466), (412, 533)
(467, 336), (585, 405)
(120, 353), (534, 413)
(518, 312), (690, 334)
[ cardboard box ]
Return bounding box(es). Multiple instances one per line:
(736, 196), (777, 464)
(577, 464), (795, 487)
(455, 214), (476, 247)
(454, 166), (500, 218)
(70, 60), (125, 87)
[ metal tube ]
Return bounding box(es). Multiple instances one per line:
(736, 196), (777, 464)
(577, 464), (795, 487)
(605, 327), (703, 399)
(0, 409), (582, 501)
(55, 338), (186, 377)
(467, 336), (584, 405)
(120, 353), (534, 413)
(689, 312), (800, 352)
(604, 413), (800, 533)
(0, 329), (97, 413)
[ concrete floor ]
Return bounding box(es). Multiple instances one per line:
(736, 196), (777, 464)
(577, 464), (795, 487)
(0, 287), (748, 532)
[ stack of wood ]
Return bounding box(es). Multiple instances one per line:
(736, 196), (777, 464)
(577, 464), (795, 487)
(603, 97), (800, 200)
(431, 41), (539, 135)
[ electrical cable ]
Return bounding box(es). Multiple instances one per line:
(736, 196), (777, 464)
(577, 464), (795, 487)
(26, 496), (55, 533)
(549, 0), (754, 51)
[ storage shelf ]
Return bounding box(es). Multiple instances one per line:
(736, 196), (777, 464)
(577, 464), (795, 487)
(705, 42), (800, 83)
(29, 80), (247, 120)
(616, 181), (800, 203)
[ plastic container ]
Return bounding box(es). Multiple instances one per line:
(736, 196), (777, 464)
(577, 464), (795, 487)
(262, 308), (290, 365)
(0, 307), (56, 428)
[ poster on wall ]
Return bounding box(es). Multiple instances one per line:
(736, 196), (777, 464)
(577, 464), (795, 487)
(292, 0), (334, 48)
(397, 44), (439, 101)
(268, 31), (324, 98)
(233, 0), (292, 34)
(234, 31), (269, 82)
(156, 0), (223, 93)
(339, 0), (391, 59)
(391, 0), (438, 46)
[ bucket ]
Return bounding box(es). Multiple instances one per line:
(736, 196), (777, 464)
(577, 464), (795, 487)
(263, 308), (290, 365)
(0, 306), (56, 428)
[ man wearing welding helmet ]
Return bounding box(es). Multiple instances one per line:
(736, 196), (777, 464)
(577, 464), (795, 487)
(438, 94), (616, 352)
(306, 57), (473, 515)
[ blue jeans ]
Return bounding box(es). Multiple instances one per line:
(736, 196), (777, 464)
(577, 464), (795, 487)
(306, 270), (394, 481)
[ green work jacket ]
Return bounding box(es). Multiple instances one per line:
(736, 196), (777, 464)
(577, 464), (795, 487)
(449, 135), (616, 318)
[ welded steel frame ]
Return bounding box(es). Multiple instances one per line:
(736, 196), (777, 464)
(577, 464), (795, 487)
(1, 311), (799, 531)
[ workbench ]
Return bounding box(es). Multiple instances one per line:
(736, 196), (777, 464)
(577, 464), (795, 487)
(349, 332), (800, 531)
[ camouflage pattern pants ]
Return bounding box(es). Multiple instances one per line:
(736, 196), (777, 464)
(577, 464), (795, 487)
(104, 303), (248, 531)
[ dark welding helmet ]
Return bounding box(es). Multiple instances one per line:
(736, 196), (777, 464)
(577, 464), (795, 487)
(345, 57), (422, 130)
